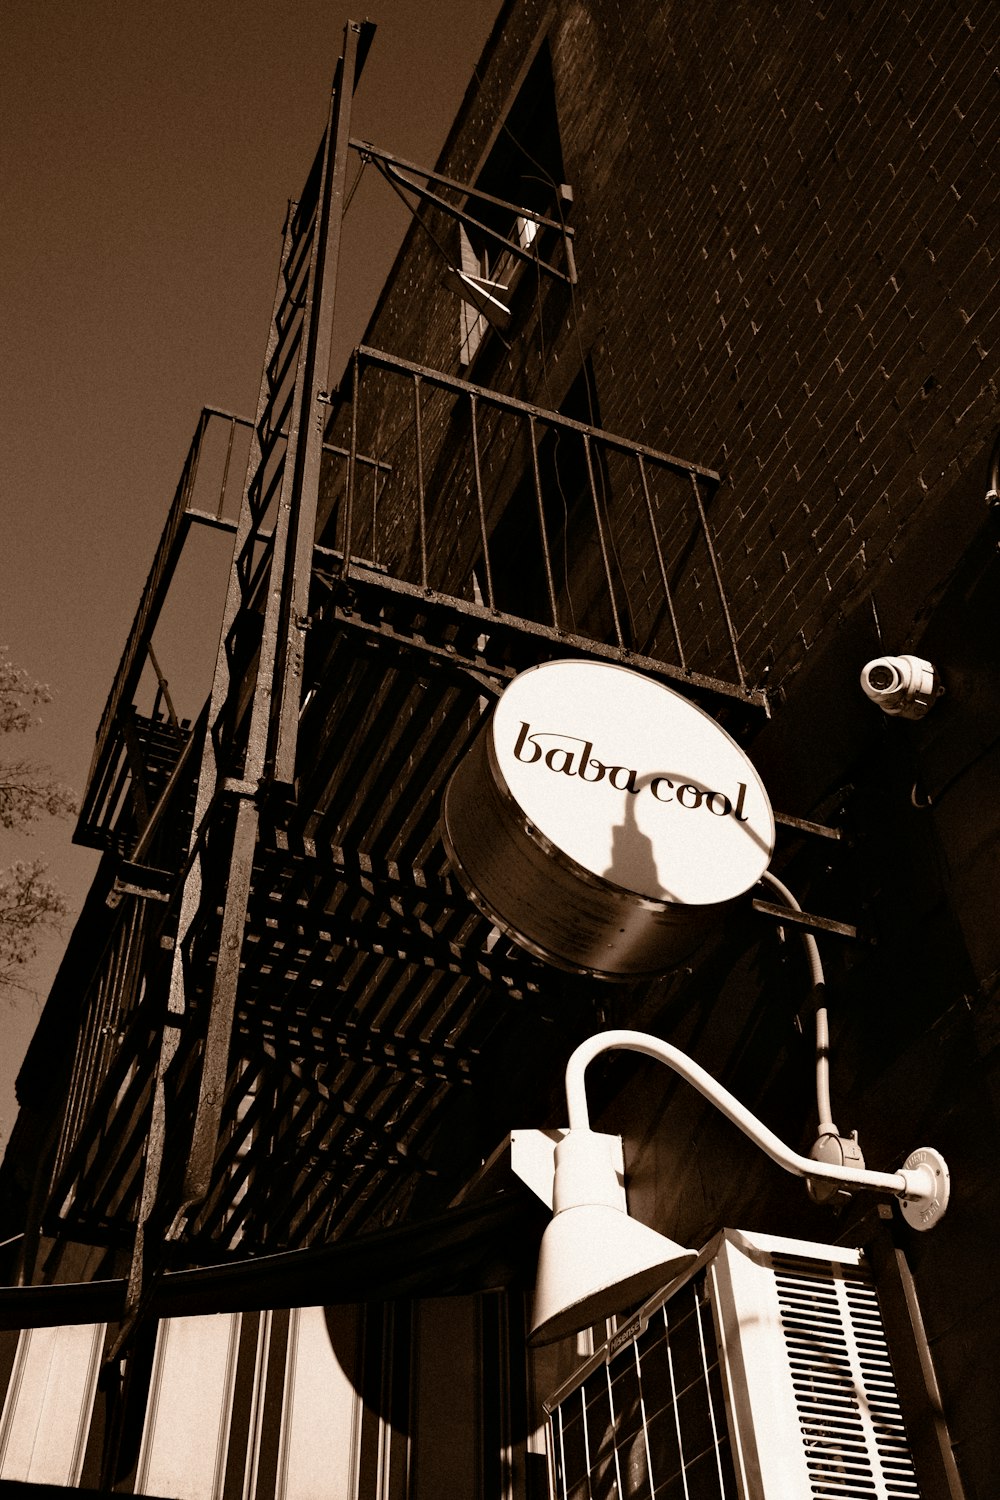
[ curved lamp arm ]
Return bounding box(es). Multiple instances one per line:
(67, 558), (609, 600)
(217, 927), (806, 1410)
(564, 1030), (949, 1229)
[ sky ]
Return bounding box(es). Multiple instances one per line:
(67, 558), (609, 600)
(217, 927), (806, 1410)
(0, 0), (504, 1142)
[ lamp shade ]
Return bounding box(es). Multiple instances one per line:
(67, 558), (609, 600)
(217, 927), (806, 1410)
(529, 1204), (698, 1345)
(528, 1130), (697, 1346)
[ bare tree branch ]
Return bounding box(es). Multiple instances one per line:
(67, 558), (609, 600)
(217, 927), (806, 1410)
(0, 647), (77, 996)
(0, 860), (69, 992)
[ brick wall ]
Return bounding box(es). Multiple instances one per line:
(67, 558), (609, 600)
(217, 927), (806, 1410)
(344, 0), (995, 700)
(546, 0), (997, 690)
(316, 13), (999, 1487)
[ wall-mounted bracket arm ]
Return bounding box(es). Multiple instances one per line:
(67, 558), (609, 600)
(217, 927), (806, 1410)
(563, 1030), (951, 1231)
(349, 138), (577, 285)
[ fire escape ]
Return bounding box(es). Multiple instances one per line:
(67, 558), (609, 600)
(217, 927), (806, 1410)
(38, 22), (774, 1313)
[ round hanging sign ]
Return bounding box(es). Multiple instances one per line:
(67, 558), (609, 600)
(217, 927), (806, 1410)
(442, 659), (774, 978)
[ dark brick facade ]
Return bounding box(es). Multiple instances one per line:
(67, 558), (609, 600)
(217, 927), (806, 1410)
(326, 0), (996, 697)
(333, 1), (998, 1490)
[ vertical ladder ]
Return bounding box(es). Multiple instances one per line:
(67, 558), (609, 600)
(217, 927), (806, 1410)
(125, 19), (375, 1312)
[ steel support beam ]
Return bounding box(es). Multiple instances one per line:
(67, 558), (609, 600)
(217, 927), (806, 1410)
(176, 19), (372, 1226)
(120, 22), (374, 1313)
(271, 21), (375, 789)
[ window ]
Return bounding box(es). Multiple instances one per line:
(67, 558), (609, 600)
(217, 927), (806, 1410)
(457, 43), (567, 366)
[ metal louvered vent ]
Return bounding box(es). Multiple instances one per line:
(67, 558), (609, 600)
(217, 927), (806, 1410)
(772, 1253), (920, 1498)
(543, 1229), (926, 1500)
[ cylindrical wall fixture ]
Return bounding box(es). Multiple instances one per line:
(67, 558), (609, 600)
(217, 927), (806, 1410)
(442, 659), (774, 978)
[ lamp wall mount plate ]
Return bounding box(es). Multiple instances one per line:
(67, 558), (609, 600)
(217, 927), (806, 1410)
(510, 1128), (625, 1212)
(897, 1147), (950, 1229)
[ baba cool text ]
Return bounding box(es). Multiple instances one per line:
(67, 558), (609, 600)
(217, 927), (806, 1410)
(511, 722), (751, 821)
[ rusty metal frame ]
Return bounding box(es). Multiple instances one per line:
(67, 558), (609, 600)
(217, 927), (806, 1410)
(327, 345), (766, 709)
(76, 406), (254, 852)
(269, 39), (375, 790)
(751, 897), (865, 942)
(176, 17), (373, 1230)
(349, 138), (578, 285)
(118, 21), (375, 1312)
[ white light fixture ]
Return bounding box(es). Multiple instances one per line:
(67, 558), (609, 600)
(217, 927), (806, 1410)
(530, 1128), (698, 1346)
(525, 1029), (950, 1346)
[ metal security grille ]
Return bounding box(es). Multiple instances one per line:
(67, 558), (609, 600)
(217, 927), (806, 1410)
(548, 1271), (738, 1500)
(544, 1231), (925, 1500)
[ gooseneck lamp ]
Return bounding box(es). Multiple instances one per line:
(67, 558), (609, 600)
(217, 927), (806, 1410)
(528, 1029), (950, 1346)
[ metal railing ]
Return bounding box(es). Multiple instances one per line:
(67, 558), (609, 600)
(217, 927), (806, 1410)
(77, 407), (254, 851)
(320, 347), (760, 704)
